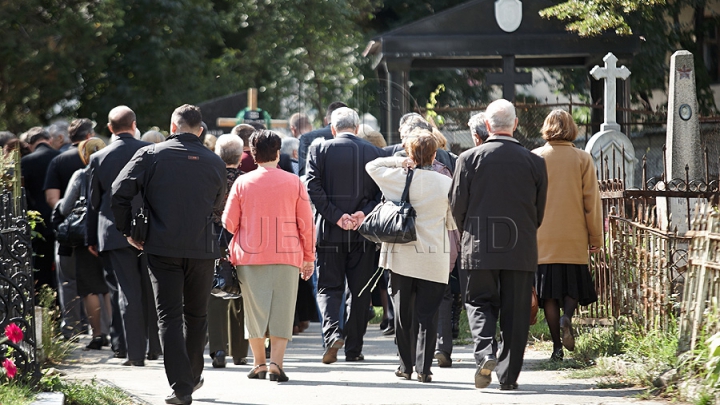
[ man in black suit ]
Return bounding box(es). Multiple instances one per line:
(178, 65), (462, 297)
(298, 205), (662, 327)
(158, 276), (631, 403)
(297, 101), (347, 176)
(112, 104), (226, 405)
(21, 127), (60, 291)
(87, 106), (160, 365)
(306, 107), (385, 364)
(450, 99), (547, 391)
(44, 118), (95, 340)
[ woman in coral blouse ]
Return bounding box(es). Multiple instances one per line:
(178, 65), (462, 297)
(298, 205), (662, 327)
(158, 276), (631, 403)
(222, 130), (315, 383)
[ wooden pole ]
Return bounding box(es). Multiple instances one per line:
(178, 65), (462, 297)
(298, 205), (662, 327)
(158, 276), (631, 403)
(248, 88), (258, 111)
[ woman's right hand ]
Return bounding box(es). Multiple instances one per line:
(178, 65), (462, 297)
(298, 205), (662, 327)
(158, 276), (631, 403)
(300, 261), (314, 280)
(402, 158), (416, 170)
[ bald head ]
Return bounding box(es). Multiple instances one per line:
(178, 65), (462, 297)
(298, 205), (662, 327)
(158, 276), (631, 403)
(108, 106), (137, 135)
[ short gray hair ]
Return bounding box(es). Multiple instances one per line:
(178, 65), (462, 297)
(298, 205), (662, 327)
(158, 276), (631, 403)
(484, 99), (516, 133)
(140, 130), (165, 144)
(281, 136), (299, 156)
(214, 134), (243, 166)
(468, 112), (489, 142)
(330, 107), (360, 132)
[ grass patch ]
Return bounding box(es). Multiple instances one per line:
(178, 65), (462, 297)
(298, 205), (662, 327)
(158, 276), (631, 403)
(41, 372), (135, 405)
(37, 286), (74, 365)
(0, 381), (35, 405)
(529, 310), (551, 343)
(369, 306), (384, 325)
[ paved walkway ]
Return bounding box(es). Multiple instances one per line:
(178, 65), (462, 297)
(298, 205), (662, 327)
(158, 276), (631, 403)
(60, 323), (671, 405)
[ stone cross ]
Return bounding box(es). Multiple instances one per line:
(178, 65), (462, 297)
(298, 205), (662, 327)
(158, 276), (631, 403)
(486, 55), (532, 101)
(590, 53), (631, 131)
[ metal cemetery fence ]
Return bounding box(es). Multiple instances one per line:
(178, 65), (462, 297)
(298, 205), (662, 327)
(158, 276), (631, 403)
(0, 150), (39, 380)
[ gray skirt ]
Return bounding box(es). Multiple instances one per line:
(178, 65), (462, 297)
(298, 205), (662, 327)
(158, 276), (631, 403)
(237, 264), (299, 340)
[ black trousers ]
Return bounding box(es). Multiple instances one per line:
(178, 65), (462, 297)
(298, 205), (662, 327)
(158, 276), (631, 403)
(107, 247), (160, 361)
(436, 266), (467, 355)
(390, 272), (445, 375)
(465, 269), (533, 386)
(316, 241), (375, 357)
(100, 253), (126, 354)
(207, 295), (248, 361)
(147, 254), (214, 397)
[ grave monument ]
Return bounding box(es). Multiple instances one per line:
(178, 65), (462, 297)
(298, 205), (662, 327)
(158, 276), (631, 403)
(585, 52), (637, 187)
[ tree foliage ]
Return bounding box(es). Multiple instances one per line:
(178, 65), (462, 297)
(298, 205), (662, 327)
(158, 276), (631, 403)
(540, 0), (667, 37)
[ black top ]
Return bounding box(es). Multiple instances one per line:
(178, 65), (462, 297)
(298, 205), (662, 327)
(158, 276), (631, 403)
(450, 137), (548, 272)
(112, 133), (226, 259)
(44, 145), (84, 196)
(20, 143), (60, 223)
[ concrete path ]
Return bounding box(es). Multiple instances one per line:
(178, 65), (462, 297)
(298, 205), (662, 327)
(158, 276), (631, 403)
(59, 323), (672, 405)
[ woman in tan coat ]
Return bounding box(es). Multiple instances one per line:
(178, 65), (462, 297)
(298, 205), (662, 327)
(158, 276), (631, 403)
(366, 131), (456, 383)
(532, 110), (602, 361)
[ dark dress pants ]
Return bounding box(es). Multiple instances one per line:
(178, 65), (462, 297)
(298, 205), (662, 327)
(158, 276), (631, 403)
(465, 269), (533, 386)
(436, 266), (467, 356)
(316, 241), (375, 357)
(107, 247), (160, 361)
(207, 295), (248, 361)
(390, 272), (445, 375)
(101, 254), (126, 353)
(147, 254), (214, 397)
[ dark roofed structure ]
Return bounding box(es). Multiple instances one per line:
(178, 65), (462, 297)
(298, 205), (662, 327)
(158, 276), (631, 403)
(364, 0), (641, 144)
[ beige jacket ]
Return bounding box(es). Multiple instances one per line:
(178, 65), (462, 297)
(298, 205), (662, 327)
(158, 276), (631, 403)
(532, 141), (602, 265)
(366, 156), (455, 284)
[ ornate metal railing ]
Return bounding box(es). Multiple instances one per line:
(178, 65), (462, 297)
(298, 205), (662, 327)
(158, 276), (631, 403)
(0, 149), (39, 380)
(583, 144), (719, 331)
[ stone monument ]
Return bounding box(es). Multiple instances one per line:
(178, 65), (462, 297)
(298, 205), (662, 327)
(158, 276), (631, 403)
(585, 52), (637, 186)
(658, 50), (704, 234)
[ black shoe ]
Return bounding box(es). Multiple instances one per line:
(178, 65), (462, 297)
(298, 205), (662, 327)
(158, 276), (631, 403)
(147, 352), (161, 361)
(165, 392), (192, 405)
(379, 318), (389, 330)
(382, 325), (395, 336)
(322, 338), (344, 364)
(434, 351), (452, 368)
(268, 361), (289, 382)
(561, 315), (575, 352)
(474, 354), (497, 389)
(212, 350), (226, 368)
(500, 382), (518, 390)
(193, 376), (204, 392)
(395, 369), (411, 380)
(345, 353), (364, 362)
(550, 348), (564, 362)
(85, 336), (104, 351)
(233, 357), (247, 365)
(101, 335), (110, 347)
(113, 350), (127, 359)
(247, 364), (267, 379)
(122, 359), (145, 367)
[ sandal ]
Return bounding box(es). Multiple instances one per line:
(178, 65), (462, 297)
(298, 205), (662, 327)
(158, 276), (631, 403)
(247, 364), (267, 379)
(268, 362), (289, 382)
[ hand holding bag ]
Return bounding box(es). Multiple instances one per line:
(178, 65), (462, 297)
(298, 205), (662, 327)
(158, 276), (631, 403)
(211, 230), (241, 299)
(358, 169), (417, 244)
(131, 146), (156, 244)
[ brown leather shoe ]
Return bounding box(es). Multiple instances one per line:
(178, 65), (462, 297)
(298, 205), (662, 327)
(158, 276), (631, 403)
(322, 339), (344, 364)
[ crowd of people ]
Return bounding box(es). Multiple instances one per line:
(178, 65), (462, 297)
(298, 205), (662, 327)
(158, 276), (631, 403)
(6, 97), (602, 405)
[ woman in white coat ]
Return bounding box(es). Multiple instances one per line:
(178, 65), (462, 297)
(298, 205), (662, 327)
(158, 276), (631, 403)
(365, 130), (456, 383)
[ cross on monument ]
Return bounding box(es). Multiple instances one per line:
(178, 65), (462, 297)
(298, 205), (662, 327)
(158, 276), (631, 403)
(590, 53), (631, 132)
(486, 55), (532, 101)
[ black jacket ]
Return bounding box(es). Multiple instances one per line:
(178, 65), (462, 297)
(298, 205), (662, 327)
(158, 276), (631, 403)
(21, 143), (60, 224)
(298, 125), (332, 176)
(111, 133), (226, 259)
(87, 133), (150, 251)
(450, 137), (548, 272)
(306, 133), (386, 243)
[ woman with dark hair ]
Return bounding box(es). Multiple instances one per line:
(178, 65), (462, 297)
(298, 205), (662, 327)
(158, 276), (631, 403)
(532, 109), (602, 361)
(222, 130), (315, 383)
(365, 129), (456, 383)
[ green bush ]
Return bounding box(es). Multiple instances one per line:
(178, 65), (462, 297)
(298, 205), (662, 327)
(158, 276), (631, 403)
(0, 381), (35, 405)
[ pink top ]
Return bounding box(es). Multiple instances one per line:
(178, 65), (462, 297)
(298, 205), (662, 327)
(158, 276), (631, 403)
(222, 166), (315, 268)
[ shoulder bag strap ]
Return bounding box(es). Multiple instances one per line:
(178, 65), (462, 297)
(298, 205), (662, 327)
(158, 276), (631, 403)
(400, 169), (414, 204)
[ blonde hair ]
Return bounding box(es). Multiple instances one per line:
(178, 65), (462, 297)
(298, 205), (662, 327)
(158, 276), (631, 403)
(541, 109), (578, 142)
(356, 124), (387, 148)
(78, 137), (106, 165)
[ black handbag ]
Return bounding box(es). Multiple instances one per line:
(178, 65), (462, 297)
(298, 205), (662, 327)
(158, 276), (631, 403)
(56, 171), (88, 247)
(358, 169), (417, 244)
(211, 229), (241, 299)
(131, 146), (156, 244)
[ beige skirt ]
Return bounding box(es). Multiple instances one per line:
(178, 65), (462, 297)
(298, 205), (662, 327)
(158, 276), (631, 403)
(236, 264), (299, 340)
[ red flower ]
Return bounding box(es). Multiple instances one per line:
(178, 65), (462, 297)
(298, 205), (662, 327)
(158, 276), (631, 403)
(4, 324), (23, 344)
(3, 358), (16, 379)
